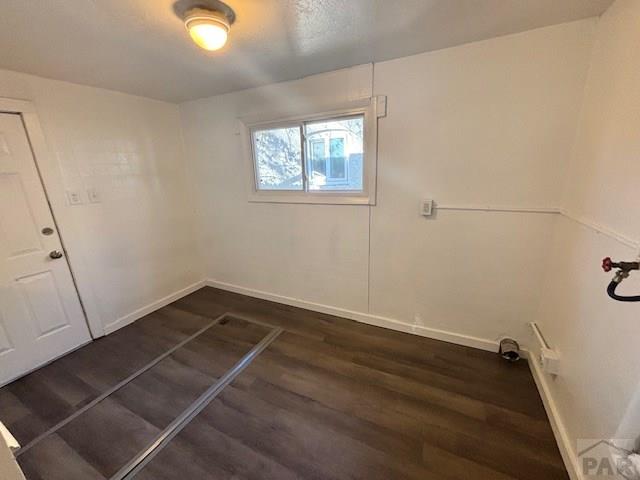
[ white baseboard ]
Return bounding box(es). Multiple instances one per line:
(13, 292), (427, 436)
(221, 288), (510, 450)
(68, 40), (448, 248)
(526, 348), (581, 480)
(103, 280), (207, 335)
(205, 279), (498, 352)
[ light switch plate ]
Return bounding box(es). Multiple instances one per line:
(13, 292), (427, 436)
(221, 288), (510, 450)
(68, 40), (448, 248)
(66, 190), (84, 205)
(87, 188), (101, 203)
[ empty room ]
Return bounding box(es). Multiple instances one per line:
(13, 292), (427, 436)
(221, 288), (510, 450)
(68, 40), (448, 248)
(1, 1), (639, 479)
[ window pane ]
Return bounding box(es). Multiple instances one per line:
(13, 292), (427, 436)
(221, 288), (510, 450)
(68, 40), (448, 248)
(253, 126), (303, 190)
(305, 115), (363, 191)
(329, 138), (346, 179)
(310, 139), (326, 177)
(330, 156), (346, 179)
(329, 137), (345, 158)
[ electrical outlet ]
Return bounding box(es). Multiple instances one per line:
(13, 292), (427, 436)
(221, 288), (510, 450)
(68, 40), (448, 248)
(421, 199), (433, 216)
(66, 190), (84, 205)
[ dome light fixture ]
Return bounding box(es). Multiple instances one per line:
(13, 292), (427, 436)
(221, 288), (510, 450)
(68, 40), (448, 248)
(183, 5), (234, 51)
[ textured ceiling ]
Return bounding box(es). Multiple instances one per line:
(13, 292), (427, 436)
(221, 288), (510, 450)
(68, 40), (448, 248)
(0, 0), (613, 102)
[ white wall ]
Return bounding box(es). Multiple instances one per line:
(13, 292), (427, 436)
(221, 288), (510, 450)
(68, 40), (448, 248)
(370, 19), (595, 342)
(182, 19), (596, 346)
(0, 69), (202, 336)
(181, 66), (373, 314)
(533, 0), (640, 475)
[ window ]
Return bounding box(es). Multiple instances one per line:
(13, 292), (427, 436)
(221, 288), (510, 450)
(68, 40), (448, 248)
(242, 98), (382, 205)
(252, 115), (362, 192)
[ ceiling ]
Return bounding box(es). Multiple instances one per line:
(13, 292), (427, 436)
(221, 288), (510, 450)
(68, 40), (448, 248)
(0, 0), (613, 103)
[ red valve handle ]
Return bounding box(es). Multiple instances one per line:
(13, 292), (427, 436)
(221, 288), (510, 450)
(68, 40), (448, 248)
(602, 257), (613, 272)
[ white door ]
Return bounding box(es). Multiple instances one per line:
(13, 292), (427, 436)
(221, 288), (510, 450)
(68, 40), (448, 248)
(0, 113), (91, 386)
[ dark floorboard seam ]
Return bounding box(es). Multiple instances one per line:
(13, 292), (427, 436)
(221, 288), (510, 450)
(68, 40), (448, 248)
(15, 314), (226, 457)
(111, 326), (284, 480)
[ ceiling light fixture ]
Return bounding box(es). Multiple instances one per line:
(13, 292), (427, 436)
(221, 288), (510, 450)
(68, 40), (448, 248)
(183, 3), (235, 51)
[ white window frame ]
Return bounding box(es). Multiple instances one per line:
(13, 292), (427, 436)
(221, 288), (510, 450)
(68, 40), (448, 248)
(240, 97), (382, 205)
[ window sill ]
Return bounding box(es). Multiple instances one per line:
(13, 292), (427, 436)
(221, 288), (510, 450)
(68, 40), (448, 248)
(248, 192), (375, 206)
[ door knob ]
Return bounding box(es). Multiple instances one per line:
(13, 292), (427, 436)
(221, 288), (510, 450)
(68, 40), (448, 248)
(49, 250), (64, 259)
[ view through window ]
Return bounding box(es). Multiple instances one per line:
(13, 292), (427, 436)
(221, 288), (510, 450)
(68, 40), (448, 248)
(252, 114), (364, 193)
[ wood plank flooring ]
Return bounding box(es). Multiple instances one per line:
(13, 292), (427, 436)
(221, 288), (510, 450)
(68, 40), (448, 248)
(14, 316), (272, 479)
(0, 287), (568, 480)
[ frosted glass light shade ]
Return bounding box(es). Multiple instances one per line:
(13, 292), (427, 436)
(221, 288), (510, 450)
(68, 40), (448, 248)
(184, 9), (230, 51)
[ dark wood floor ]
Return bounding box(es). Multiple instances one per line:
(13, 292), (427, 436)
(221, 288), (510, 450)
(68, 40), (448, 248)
(0, 287), (568, 480)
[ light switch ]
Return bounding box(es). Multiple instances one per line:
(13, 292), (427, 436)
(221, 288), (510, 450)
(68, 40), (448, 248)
(87, 188), (101, 203)
(66, 190), (84, 205)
